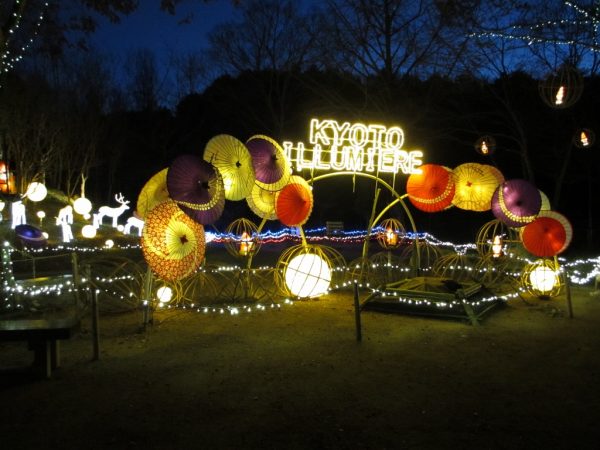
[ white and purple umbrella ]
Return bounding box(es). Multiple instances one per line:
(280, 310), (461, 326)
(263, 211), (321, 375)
(491, 179), (541, 227)
(246, 135), (290, 192)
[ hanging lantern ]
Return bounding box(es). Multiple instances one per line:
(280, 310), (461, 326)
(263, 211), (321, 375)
(520, 259), (562, 298)
(573, 128), (595, 149)
(538, 65), (583, 109)
(376, 218), (405, 250)
(224, 218), (261, 259)
(474, 135), (496, 156)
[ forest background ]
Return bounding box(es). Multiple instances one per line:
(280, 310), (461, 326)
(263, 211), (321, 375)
(1, 0), (599, 251)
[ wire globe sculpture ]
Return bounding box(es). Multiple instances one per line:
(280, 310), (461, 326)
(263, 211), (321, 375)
(400, 239), (441, 275)
(224, 218), (262, 260)
(275, 244), (346, 298)
(520, 259), (563, 299)
(538, 65), (583, 109)
(474, 135), (496, 156)
(432, 252), (477, 282)
(376, 218), (405, 250)
(476, 219), (521, 258)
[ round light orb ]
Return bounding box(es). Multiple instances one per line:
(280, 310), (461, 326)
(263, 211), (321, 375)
(284, 253), (331, 298)
(156, 285), (173, 303)
(84, 213), (91, 220)
(529, 265), (559, 295)
(81, 224), (97, 239)
(36, 211), (46, 219)
(25, 182), (47, 202)
(42, 232), (49, 239)
(117, 225), (125, 232)
(73, 197), (93, 215)
(104, 239), (115, 249)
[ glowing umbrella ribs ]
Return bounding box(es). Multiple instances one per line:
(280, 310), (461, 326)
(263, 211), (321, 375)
(275, 175), (313, 227)
(204, 134), (255, 201)
(406, 164), (455, 212)
(522, 210), (573, 257)
(136, 168), (170, 220)
(141, 200), (206, 281)
(491, 179), (541, 227)
(246, 135), (290, 192)
(167, 154), (225, 225)
(452, 163), (503, 212)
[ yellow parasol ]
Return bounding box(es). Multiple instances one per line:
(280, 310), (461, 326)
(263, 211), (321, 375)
(136, 168), (170, 220)
(247, 183), (278, 220)
(451, 163), (502, 212)
(204, 134), (256, 201)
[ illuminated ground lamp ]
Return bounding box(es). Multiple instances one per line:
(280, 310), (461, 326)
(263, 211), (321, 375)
(521, 259), (562, 298)
(25, 182), (47, 202)
(81, 224), (97, 238)
(36, 210), (45, 227)
(73, 197), (93, 217)
(376, 218), (404, 250)
(475, 135), (496, 156)
(285, 252), (332, 298)
(156, 285), (173, 307)
(538, 65), (583, 109)
(573, 128), (595, 149)
(224, 218), (261, 260)
(104, 239), (115, 249)
(474, 219), (521, 285)
(276, 244), (345, 298)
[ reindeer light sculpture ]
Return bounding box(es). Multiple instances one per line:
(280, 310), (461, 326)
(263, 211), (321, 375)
(95, 193), (130, 228)
(124, 216), (144, 236)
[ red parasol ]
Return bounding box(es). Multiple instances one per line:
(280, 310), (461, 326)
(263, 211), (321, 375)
(167, 154), (225, 225)
(406, 164), (455, 212)
(521, 210), (573, 257)
(275, 175), (313, 227)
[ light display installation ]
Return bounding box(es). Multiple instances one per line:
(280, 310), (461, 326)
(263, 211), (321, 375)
(283, 119), (423, 174)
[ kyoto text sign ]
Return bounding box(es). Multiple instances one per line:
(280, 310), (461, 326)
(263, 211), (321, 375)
(282, 118), (423, 174)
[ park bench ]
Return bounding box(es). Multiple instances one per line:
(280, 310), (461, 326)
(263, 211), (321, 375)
(1, 246), (83, 378)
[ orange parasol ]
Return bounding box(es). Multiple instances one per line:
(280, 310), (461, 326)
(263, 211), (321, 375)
(521, 210), (573, 257)
(406, 164), (455, 212)
(451, 163), (502, 212)
(136, 168), (170, 220)
(247, 183), (278, 220)
(141, 200), (206, 281)
(204, 134), (255, 201)
(275, 175), (313, 227)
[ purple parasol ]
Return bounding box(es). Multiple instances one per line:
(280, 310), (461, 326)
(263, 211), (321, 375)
(491, 179), (541, 227)
(167, 154), (225, 225)
(246, 135), (290, 192)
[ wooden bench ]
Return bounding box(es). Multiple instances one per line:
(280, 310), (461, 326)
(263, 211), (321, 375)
(0, 314), (80, 378)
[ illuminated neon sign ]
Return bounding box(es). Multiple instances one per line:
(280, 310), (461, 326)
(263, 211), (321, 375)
(282, 118), (424, 174)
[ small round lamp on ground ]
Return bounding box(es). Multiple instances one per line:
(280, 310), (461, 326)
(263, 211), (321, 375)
(520, 259), (562, 298)
(81, 224), (97, 239)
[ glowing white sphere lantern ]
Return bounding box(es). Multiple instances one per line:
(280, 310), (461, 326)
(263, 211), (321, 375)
(284, 253), (332, 298)
(156, 286), (173, 304)
(73, 197), (93, 215)
(25, 182), (47, 202)
(104, 239), (115, 249)
(529, 266), (559, 295)
(81, 224), (97, 239)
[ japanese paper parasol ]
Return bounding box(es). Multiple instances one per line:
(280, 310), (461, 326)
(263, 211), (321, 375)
(451, 163), (501, 211)
(406, 164), (455, 212)
(521, 210), (573, 257)
(247, 183), (278, 220)
(275, 175), (313, 227)
(491, 179), (541, 227)
(539, 190), (551, 211)
(204, 134), (255, 201)
(246, 135), (290, 192)
(486, 164), (505, 185)
(167, 154), (225, 225)
(136, 168), (170, 220)
(141, 200), (206, 281)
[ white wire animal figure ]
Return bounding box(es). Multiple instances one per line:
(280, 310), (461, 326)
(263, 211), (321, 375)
(11, 200), (26, 229)
(56, 205), (73, 225)
(124, 216), (144, 236)
(95, 193), (130, 228)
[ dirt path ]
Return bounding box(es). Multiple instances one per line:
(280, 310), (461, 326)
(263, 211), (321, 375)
(1, 287), (600, 449)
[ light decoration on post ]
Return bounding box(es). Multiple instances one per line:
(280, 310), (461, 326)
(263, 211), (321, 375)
(573, 128), (595, 149)
(539, 66), (583, 109)
(282, 118), (423, 174)
(475, 136), (496, 156)
(36, 210), (45, 227)
(224, 218), (261, 259)
(25, 182), (47, 202)
(521, 259), (562, 298)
